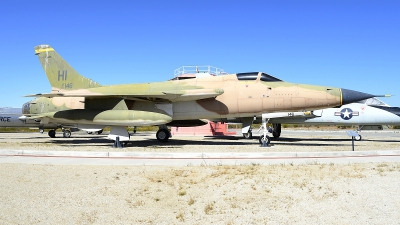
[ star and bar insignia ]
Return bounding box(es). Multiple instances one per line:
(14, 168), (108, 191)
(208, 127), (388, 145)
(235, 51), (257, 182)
(334, 108), (359, 120)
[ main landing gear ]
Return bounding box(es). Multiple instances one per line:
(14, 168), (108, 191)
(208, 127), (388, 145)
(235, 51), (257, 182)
(48, 129), (56, 138)
(271, 123), (281, 139)
(63, 129), (71, 138)
(156, 125), (171, 143)
(47, 128), (72, 138)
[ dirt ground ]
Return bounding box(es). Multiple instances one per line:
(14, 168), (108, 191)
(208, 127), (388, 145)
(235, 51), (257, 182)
(1, 163), (399, 224)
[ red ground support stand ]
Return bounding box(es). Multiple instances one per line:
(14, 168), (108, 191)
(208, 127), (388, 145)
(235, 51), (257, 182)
(171, 121), (237, 136)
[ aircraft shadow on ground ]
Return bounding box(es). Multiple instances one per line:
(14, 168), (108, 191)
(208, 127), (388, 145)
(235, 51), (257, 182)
(55, 138), (255, 148)
(275, 137), (400, 144)
(3, 134), (396, 148)
(41, 137), (347, 148)
(361, 139), (400, 143)
(276, 137), (350, 142)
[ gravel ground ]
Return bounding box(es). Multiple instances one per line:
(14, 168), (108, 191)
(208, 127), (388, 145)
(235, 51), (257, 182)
(1, 130), (400, 224)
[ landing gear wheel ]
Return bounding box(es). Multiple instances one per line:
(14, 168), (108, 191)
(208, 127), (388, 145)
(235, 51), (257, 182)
(259, 135), (270, 146)
(272, 131), (280, 139)
(156, 129), (170, 143)
(48, 130), (56, 138)
(355, 135), (362, 141)
(39, 129), (44, 134)
(243, 131), (253, 139)
(272, 123), (281, 139)
(63, 130), (71, 138)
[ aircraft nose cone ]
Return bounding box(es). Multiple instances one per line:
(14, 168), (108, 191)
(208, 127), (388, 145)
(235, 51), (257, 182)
(341, 88), (375, 105)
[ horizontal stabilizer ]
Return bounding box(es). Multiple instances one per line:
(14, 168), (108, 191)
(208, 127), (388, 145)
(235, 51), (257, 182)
(25, 93), (65, 97)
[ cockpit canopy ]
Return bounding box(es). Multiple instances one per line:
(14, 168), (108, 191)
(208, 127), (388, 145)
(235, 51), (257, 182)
(22, 101), (31, 114)
(356, 97), (390, 107)
(236, 72), (282, 82)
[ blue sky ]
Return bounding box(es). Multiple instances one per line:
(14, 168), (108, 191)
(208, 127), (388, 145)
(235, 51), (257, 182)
(1, 0), (399, 108)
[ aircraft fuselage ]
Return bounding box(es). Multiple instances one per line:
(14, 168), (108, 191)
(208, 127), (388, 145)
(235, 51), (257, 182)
(24, 73), (345, 126)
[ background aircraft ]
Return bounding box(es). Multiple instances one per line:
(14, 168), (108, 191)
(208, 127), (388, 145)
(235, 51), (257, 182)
(23, 45), (376, 147)
(227, 97), (398, 141)
(0, 112), (103, 138)
(0, 113), (57, 133)
(270, 97), (399, 141)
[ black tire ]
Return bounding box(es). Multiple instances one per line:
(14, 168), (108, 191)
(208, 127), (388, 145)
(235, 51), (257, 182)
(63, 130), (71, 138)
(243, 131), (253, 139)
(96, 130), (103, 135)
(272, 123), (281, 138)
(156, 129), (170, 143)
(48, 130), (56, 138)
(355, 135), (362, 141)
(259, 135), (271, 145)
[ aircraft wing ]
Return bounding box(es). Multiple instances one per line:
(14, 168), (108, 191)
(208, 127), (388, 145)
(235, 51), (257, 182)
(25, 88), (225, 102)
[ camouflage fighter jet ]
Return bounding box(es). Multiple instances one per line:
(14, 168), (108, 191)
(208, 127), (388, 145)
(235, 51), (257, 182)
(23, 44), (376, 147)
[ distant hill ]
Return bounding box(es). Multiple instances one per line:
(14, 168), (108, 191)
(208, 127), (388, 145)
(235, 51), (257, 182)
(0, 107), (22, 114)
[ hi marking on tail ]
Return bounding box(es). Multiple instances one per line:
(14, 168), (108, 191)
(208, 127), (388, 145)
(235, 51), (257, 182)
(34, 45), (102, 92)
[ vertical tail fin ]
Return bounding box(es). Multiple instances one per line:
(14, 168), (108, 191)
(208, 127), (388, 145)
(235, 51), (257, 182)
(34, 45), (102, 92)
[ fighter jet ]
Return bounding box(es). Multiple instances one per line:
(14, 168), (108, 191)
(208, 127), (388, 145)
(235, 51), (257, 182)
(23, 44), (376, 147)
(0, 113), (57, 132)
(245, 97), (399, 141)
(0, 111), (103, 137)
